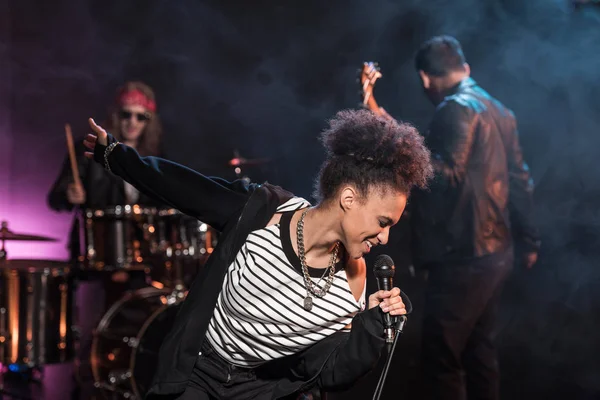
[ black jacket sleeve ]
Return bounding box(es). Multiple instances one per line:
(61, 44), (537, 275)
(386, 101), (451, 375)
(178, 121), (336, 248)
(504, 114), (541, 252)
(428, 98), (477, 188)
(93, 134), (251, 232)
(313, 307), (386, 391)
(47, 141), (89, 211)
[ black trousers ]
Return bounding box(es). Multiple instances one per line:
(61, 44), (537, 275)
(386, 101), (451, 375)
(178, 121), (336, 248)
(175, 341), (277, 400)
(421, 248), (513, 400)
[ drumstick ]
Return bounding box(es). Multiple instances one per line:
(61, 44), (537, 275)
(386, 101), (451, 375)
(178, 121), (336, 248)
(65, 123), (83, 189)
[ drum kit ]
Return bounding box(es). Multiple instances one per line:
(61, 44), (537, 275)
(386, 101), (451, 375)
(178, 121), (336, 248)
(82, 206), (217, 399)
(0, 222), (72, 373)
(0, 150), (269, 399)
(0, 206), (217, 400)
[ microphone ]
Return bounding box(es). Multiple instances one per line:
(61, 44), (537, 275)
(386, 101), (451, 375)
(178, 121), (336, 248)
(373, 254), (399, 344)
(372, 255), (412, 400)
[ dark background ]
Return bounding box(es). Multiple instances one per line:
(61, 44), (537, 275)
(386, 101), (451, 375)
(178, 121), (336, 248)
(1, 0), (600, 398)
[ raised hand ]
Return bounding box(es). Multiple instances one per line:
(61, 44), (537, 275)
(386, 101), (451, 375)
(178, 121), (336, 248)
(83, 118), (109, 159)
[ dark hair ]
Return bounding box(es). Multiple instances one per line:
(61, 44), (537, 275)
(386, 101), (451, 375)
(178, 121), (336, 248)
(415, 35), (467, 77)
(314, 109), (433, 202)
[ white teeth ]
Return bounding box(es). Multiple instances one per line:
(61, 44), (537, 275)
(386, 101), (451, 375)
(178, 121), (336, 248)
(366, 241), (372, 248)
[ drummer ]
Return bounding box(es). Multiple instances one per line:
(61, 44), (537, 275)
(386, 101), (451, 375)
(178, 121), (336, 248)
(47, 81), (166, 381)
(48, 81), (165, 280)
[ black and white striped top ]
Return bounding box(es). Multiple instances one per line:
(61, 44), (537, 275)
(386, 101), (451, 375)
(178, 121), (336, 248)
(205, 197), (367, 367)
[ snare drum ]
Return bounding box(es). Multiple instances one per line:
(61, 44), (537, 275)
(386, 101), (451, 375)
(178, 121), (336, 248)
(0, 259), (75, 368)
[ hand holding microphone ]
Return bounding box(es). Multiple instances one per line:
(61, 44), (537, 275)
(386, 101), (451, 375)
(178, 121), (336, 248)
(369, 254), (412, 343)
(370, 255), (413, 400)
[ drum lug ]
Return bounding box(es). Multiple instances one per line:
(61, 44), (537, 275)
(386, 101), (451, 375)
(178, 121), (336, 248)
(123, 336), (139, 348)
(72, 325), (81, 339)
(108, 369), (132, 384)
(166, 290), (185, 304)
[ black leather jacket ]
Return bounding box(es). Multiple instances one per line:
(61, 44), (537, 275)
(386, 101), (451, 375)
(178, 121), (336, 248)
(411, 78), (540, 265)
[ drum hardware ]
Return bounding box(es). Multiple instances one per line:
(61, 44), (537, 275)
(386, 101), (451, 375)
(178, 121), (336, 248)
(227, 150), (271, 167)
(228, 150), (270, 183)
(108, 369), (132, 384)
(93, 379), (134, 399)
(0, 221), (58, 261)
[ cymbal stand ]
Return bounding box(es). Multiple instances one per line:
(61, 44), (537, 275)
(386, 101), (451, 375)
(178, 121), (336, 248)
(0, 239), (6, 261)
(1, 221), (8, 260)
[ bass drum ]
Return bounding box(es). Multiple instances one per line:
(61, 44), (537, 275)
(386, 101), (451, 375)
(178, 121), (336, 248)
(91, 287), (185, 399)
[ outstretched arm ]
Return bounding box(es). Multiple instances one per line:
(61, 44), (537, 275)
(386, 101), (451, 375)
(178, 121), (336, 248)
(83, 118), (250, 231)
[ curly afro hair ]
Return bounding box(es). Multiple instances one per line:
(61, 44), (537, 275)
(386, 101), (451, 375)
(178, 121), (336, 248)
(314, 109), (433, 202)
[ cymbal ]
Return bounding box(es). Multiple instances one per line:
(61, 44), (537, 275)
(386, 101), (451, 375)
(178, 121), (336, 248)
(0, 259), (69, 269)
(0, 221), (58, 242)
(228, 157), (271, 167)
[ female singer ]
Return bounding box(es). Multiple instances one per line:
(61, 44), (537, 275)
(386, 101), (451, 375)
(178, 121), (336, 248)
(83, 109), (432, 399)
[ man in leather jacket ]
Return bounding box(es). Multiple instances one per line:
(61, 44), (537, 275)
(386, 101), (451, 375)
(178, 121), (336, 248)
(409, 36), (540, 400)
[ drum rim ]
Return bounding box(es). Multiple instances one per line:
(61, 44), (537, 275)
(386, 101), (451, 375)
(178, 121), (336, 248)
(84, 206), (184, 218)
(130, 291), (186, 398)
(129, 302), (173, 398)
(90, 286), (173, 394)
(0, 259), (71, 271)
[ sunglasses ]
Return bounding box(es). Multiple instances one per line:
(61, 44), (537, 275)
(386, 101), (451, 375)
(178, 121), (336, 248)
(119, 110), (152, 122)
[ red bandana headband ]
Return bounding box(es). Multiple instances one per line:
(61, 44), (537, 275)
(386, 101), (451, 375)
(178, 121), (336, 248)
(117, 89), (157, 113)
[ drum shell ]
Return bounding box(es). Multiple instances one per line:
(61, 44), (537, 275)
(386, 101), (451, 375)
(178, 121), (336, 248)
(0, 260), (74, 367)
(83, 206), (154, 271)
(152, 211), (217, 259)
(83, 206), (217, 277)
(147, 213), (217, 288)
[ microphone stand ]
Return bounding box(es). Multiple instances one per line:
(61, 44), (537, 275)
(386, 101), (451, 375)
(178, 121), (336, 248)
(372, 316), (407, 400)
